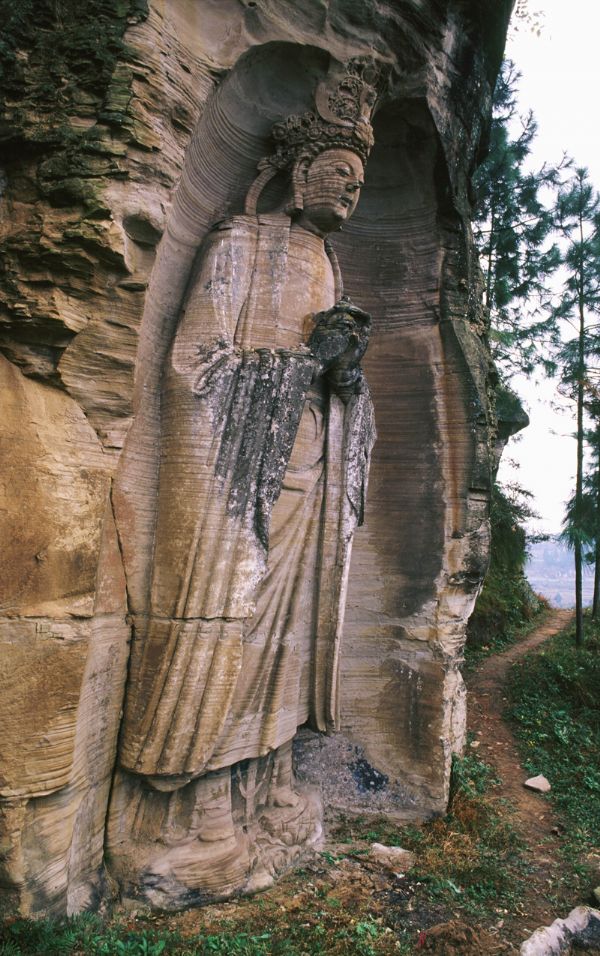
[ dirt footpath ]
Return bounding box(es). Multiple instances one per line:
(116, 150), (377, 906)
(466, 609), (575, 942)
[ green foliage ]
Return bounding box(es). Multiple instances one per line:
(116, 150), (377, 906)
(507, 616), (600, 851)
(488, 479), (532, 570)
(561, 479), (599, 554)
(563, 420), (600, 618)
(467, 481), (546, 656)
(449, 752), (501, 799)
(0, 916), (269, 956)
(0, 915), (180, 956)
(0, 909), (387, 956)
(551, 168), (600, 338)
(473, 60), (563, 378)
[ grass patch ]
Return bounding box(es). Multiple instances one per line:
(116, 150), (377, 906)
(400, 753), (528, 919)
(0, 914), (178, 956)
(506, 614), (600, 868)
(0, 898), (396, 955)
(331, 751), (529, 938)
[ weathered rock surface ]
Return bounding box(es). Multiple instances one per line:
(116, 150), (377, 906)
(0, 355), (129, 914)
(520, 906), (600, 955)
(0, 0), (514, 915)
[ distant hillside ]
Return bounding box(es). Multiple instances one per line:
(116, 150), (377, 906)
(526, 538), (594, 608)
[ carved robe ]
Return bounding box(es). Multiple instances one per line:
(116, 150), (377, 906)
(119, 213), (374, 782)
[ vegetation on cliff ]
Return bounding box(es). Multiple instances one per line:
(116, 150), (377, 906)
(466, 481), (545, 658)
(0, 0), (148, 137)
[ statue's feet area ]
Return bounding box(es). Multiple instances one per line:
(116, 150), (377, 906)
(125, 832), (251, 911)
(106, 766), (322, 909)
(246, 787), (323, 893)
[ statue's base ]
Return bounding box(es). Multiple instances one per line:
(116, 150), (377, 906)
(106, 744), (323, 909)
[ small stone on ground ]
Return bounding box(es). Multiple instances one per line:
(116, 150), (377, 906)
(369, 842), (416, 872)
(419, 920), (503, 954)
(523, 774), (551, 793)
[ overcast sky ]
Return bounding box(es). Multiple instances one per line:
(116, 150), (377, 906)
(497, 0), (600, 535)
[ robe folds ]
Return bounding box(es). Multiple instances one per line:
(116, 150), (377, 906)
(119, 213), (375, 781)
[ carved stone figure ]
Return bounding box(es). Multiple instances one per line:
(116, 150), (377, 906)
(0, 0), (518, 919)
(107, 61), (378, 907)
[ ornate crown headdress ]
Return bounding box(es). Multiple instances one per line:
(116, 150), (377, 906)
(245, 58), (381, 214)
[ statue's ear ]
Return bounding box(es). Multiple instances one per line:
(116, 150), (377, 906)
(296, 155), (311, 183)
(289, 155), (311, 214)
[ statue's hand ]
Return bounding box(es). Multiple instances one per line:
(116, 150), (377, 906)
(308, 296), (371, 401)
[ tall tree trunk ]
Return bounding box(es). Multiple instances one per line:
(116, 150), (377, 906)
(574, 210), (585, 647)
(593, 538), (600, 620)
(593, 424), (600, 619)
(485, 199), (496, 310)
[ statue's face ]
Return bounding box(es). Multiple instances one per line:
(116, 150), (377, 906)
(299, 148), (364, 234)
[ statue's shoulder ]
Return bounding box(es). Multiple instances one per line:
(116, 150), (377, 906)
(202, 214), (291, 263)
(209, 212), (290, 236)
(210, 214), (259, 235)
(196, 216), (261, 265)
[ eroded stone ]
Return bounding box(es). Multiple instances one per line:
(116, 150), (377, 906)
(0, 0), (515, 915)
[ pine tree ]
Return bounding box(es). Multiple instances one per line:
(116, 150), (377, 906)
(552, 168), (600, 646)
(561, 429), (600, 621)
(511, 1), (544, 36)
(591, 417), (600, 619)
(473, 60), (562, 379)
(468, 61), (556, 650)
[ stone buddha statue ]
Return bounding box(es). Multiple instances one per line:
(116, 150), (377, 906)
(107, 60), (378, 909)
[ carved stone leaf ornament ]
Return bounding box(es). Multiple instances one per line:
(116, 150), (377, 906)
(0, 0), (514, 916)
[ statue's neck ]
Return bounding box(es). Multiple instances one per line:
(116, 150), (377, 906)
(293, 213), (339, 240)
(289, 221), (327, 250)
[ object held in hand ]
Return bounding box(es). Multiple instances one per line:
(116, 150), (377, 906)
(309, 295), (372, 400)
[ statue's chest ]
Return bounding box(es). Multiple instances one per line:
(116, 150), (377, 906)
(245, 228), (335, 350)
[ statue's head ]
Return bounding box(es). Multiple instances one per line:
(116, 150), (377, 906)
(291, 148), (364, 234)
(244, 58), (382, 222)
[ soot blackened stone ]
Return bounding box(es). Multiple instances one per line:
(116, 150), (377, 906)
(350, 756), (389, 793)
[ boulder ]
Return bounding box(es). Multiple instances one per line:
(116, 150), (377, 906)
(520, 906), (600, 955)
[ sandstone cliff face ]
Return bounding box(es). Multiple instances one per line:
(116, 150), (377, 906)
(0, 0), (513, 915)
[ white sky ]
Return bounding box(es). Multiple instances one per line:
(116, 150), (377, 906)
(497, 0), (600, 534)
